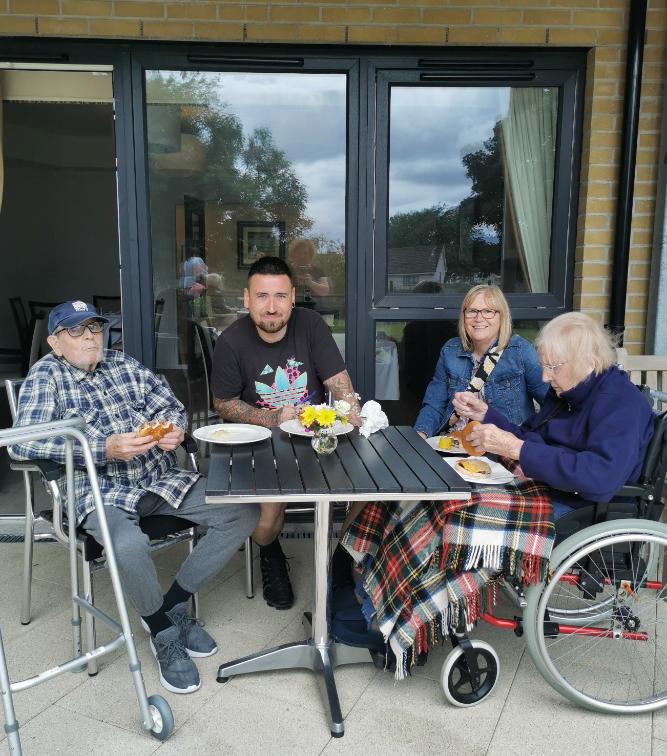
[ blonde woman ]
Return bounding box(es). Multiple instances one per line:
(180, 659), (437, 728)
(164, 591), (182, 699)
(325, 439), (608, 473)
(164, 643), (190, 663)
(415, 285), (548, 439)
(455, 311), (655, 519)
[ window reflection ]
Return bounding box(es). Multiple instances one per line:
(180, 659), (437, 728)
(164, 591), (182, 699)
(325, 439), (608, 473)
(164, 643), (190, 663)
(145, 71), (347, 428)
(388, 87), (558, 295)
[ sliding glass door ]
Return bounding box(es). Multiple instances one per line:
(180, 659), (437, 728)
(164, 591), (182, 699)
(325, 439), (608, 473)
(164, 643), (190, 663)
(143, 67), (349, 428)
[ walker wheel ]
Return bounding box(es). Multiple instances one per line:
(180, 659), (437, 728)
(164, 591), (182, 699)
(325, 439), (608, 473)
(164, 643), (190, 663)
(147, 695), (174, 741)
(441, 640), (499, 707)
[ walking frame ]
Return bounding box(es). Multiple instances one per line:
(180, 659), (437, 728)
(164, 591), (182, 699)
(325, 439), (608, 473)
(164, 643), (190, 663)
(0, 417), (174, 754)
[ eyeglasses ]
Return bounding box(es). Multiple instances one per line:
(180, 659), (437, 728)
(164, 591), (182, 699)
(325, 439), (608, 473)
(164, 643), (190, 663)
(541, 361), (567, 375)
(54, 321), (104, 338)
(464, 308), (498, 320)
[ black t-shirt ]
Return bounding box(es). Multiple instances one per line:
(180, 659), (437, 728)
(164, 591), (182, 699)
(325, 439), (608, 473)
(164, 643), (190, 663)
(211, 307), (346, 409)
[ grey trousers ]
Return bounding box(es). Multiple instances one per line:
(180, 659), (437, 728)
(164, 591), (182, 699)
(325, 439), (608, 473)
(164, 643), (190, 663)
(81, 478), (260, 616)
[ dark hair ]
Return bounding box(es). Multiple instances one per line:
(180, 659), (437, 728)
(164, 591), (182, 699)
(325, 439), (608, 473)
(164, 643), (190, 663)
(247, 255), (293, 284)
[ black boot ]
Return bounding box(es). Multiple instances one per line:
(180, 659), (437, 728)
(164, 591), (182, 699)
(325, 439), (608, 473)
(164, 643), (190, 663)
(259, 539), (295, 610)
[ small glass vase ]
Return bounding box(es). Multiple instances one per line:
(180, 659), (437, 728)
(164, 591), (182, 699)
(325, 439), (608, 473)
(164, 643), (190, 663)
(311, 426), (338, 455)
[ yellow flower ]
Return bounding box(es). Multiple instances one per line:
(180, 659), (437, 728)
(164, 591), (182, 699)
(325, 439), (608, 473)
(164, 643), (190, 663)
(299, 406), (318, 428)
(316, 407), (337, 427)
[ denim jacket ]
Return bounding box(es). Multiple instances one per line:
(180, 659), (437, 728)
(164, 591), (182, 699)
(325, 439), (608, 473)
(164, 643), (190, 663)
(414, 334), (549, 436)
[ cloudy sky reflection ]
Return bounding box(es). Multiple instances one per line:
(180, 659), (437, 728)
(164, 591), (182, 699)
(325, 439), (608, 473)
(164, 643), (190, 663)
(161, 72), (513, 247)
(389, 86), (509, 215)
(209, 72), (347, 245)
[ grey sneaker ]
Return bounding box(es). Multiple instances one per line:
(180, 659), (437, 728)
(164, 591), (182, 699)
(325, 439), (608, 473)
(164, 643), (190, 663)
(150, 625), (201, 694)
(166, 602), (218, 658)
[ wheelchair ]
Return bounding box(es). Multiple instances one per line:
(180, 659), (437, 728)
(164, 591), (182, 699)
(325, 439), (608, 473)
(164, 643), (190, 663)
(439, 397), (667, 714)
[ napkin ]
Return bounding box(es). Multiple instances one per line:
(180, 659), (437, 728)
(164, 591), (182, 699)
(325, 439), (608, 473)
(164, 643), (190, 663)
(359, 400), (389, 438)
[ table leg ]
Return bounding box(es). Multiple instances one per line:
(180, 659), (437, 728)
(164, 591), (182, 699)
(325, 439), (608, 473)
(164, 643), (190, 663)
(217, 498), (371, 737)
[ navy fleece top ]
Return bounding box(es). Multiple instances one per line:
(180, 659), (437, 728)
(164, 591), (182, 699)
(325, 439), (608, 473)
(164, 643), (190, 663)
(484, 365), (655, 503)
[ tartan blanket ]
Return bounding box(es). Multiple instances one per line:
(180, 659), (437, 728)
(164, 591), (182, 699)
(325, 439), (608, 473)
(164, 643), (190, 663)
(340, 479), (554, 678)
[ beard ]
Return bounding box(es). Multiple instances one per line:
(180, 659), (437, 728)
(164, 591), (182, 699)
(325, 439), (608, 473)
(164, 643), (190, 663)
(252, 314), (289, 335)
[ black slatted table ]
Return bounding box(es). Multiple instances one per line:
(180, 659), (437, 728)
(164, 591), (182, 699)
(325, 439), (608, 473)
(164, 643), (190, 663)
(207, 426), (470, 737)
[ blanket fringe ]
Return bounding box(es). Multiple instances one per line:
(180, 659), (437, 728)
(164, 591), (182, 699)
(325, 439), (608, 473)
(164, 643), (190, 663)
(393, 576), (502, 679)
(440, 544), (550, 587)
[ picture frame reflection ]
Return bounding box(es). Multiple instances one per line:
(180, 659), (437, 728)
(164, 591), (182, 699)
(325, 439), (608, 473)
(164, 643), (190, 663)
(237, 221), (286, 269)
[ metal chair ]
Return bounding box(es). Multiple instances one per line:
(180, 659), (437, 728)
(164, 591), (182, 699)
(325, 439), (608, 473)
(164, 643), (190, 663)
(5, 378), (201, 677)
(193, 320), (218, 417)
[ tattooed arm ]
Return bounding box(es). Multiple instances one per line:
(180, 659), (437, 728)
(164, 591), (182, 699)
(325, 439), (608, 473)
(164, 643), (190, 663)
(323, 370), (362, 426)
(213, 397), (297, 428)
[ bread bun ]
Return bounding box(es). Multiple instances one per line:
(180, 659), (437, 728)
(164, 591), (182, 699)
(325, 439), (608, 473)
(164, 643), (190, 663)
(456, 457), (491, 478)
(450, 420), (484, 455)
(138, 420), (174, 441)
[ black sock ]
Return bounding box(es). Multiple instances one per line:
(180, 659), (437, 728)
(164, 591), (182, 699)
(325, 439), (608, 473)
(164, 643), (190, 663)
(142, 606), (171, 637)
(162, 580), (192, 614)
(259, 537), (283, 558)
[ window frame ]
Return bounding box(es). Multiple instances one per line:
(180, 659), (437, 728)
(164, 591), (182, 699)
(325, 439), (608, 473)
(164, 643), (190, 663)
(367, 50), (586, 320)
(129, 43), (361, 372)
(0, 41), (586, 405)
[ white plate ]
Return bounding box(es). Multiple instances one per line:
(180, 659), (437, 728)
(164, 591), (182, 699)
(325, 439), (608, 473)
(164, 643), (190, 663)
(279, 418), (354, 437)
(444, 455), (515, 485)
(192, 423), (271, 445)
(426, 436), (467, 455)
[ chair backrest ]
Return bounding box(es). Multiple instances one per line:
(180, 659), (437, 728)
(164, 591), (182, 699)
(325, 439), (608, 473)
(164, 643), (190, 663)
(28, 314), (49, 368)
(92, 295), (121, 313)
(9, 296), (29, 349)
(639, 410), (667, 498)
(154, 298), (165, 332)
(617, 348), (667, 411)
(27, 300), (59, 320)
(9, 297), (31, 373)
(193, 321), (213, 409)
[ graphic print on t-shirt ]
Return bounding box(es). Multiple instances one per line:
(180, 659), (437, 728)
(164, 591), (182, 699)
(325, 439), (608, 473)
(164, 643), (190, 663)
(255, 357), (314, 408)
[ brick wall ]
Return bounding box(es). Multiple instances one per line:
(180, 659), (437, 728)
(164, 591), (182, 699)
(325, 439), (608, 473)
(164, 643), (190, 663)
(1, 0), (666, 353)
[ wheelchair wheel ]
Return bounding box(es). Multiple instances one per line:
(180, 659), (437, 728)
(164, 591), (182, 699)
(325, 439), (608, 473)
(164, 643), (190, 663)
(441, 640), (499, 707)
(544, 541), (658, 627)
(524, 519), (667, 714)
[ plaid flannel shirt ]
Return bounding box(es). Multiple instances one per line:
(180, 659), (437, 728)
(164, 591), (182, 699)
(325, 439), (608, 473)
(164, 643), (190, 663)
(9, 350), (200, 524)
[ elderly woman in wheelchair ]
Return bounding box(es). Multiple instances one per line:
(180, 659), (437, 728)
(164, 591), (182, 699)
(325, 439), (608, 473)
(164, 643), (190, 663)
(345, 312), (667, 713)
(458, 310), (655, 523)
(439, 310), (666, 712)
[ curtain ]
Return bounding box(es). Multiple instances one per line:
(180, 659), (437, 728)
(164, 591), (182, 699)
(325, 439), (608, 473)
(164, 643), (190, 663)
(501, 88), (558, 293)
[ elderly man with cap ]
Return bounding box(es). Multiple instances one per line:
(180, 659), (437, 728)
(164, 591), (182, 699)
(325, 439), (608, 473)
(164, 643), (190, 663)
(9, 300), (259, 695)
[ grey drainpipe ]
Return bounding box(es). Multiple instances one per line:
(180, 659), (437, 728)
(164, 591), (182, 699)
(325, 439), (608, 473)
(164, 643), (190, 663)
(609, 0), (648, 343)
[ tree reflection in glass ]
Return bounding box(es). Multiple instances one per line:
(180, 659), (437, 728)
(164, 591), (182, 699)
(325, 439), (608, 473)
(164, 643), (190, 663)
(387, 87), (558, 295)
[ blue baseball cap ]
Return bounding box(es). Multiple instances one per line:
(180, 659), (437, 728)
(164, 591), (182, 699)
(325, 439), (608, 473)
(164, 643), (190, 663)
(48, 301), (109, 335)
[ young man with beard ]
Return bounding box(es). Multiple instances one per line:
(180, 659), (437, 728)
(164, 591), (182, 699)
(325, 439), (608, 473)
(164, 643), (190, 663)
(211, 256), (361, 609)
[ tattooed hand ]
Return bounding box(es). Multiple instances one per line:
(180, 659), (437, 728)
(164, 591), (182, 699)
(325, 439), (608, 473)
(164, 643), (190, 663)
(324, 370), (362, 427)
(214, 397), (288, 428)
